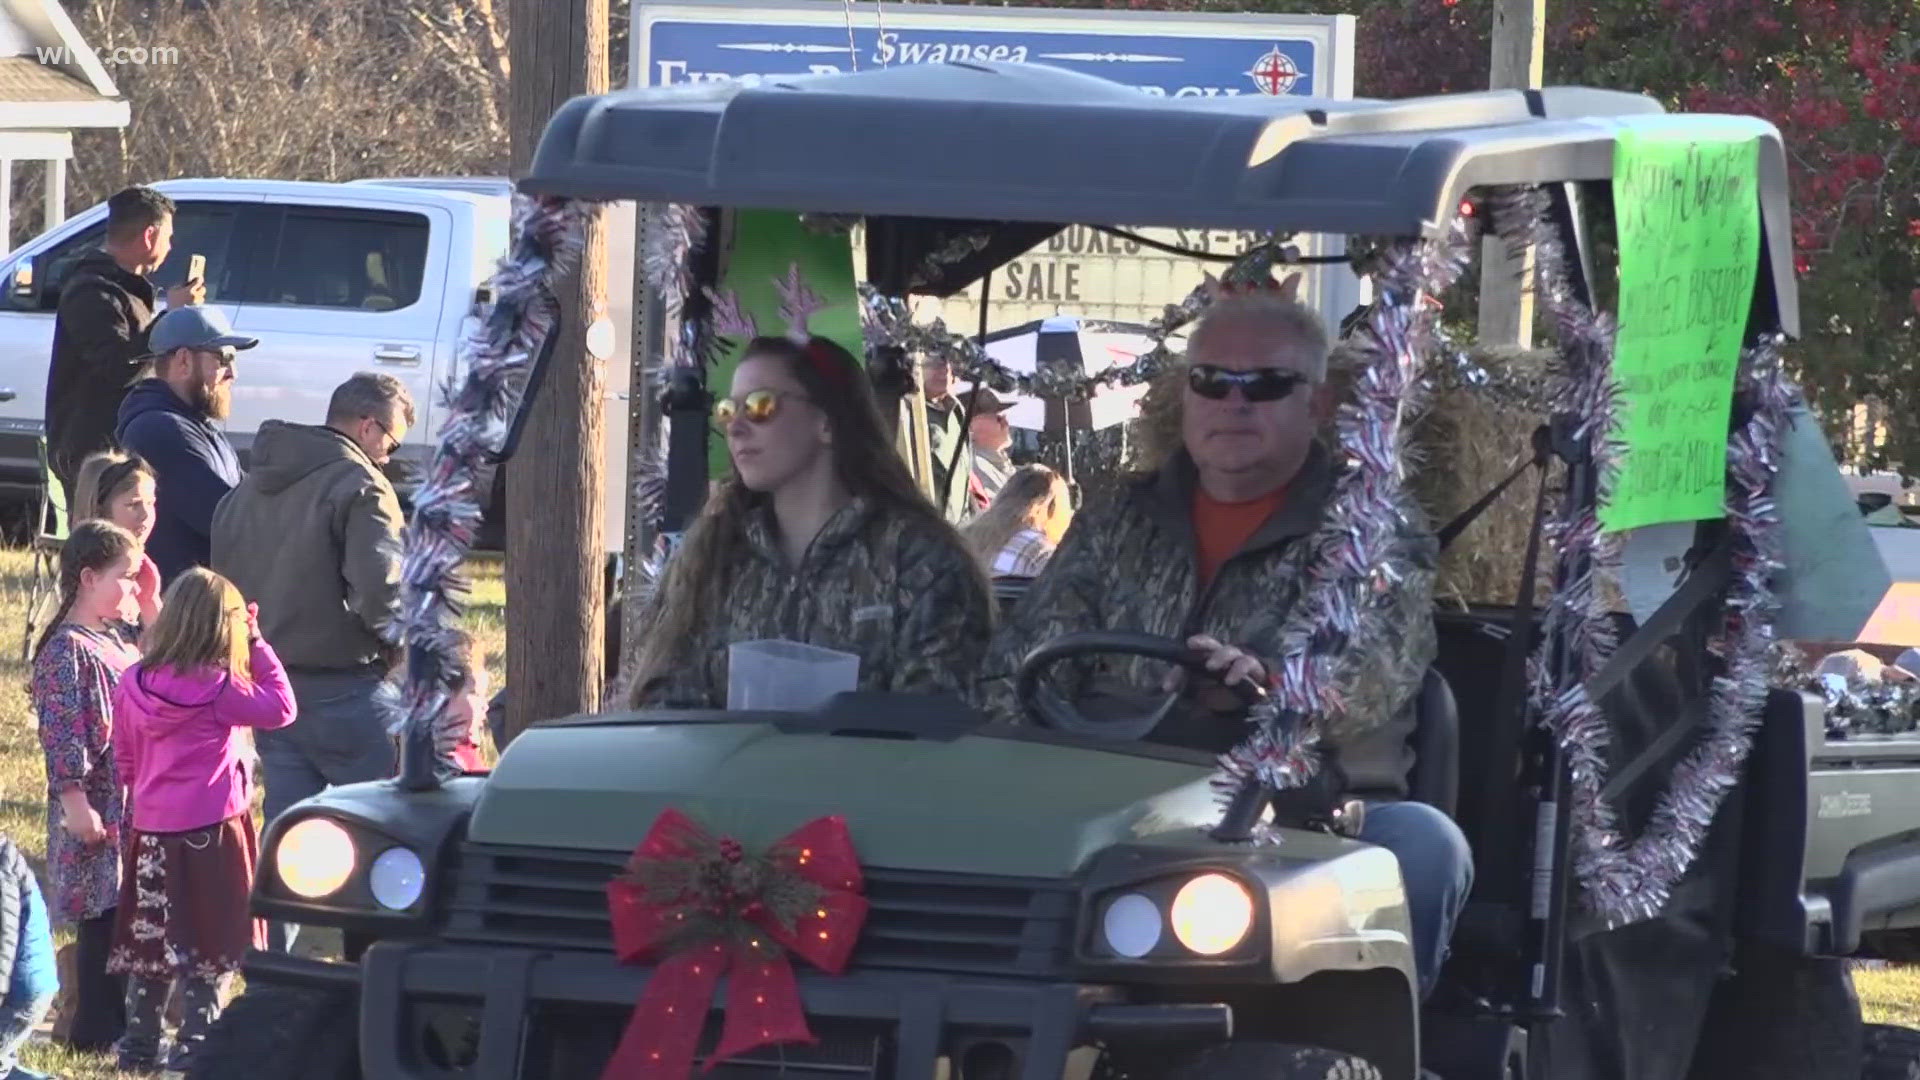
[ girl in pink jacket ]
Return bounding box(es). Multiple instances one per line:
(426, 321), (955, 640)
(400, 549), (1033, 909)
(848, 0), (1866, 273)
(106, 568), (296, 1074)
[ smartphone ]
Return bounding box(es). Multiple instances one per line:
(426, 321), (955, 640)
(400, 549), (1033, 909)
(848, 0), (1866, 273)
(186, 253), (205, 287)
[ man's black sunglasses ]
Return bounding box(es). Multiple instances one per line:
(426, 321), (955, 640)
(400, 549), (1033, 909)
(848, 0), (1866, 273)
(1186, 364), (1310, 403)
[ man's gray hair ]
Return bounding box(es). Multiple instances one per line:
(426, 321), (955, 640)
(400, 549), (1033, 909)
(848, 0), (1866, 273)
(327, 371), (416, 428)
(1186, 293), (1332, 382)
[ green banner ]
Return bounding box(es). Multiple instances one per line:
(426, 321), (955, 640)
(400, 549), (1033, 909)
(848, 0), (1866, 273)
(1602, 127), (1762, 532)
(708, 210), (864, 478)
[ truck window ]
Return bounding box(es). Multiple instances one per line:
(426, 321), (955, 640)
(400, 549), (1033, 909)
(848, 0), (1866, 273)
(1, 221), (104, 312)
(263, 208), (431, 311)
(151, 201), (246, 302)
(1, 199), (246, 312)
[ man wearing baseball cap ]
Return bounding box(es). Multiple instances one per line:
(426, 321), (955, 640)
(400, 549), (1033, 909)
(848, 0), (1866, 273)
(114, 306), (257, 583)
(965, 385), (1019, 510)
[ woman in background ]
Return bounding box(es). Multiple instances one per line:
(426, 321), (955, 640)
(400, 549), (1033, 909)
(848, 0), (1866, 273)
(961, 464), (1074, 578)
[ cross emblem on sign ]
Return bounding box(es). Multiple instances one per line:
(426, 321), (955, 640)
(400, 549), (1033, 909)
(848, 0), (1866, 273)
(1246, 45), (1300, 96)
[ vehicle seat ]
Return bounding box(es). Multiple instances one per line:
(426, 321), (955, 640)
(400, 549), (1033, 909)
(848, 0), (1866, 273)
(1406, 666), (1460, 820)
(992, 575), (1034, 615)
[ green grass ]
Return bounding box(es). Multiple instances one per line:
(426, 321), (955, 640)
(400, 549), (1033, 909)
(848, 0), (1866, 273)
(0, 546), (506, 1078)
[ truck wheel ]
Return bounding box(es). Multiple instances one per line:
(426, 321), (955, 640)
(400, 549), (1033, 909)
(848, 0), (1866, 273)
(1688, 944), (1863, 1079)
(1151, 1042), (1384, 1080)
(184, 985), (360, 1080)
(1865, 1023), (1920, 1080)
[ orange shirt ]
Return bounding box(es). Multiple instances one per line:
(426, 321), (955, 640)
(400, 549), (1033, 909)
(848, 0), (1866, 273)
(1193, 485), (1287, 590)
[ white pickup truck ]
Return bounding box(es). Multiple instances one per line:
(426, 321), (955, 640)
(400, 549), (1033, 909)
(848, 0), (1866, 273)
(0, 177), (638, 553)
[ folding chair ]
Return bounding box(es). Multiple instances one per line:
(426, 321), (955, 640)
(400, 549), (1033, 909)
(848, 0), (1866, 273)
(22, 437), (68, 660)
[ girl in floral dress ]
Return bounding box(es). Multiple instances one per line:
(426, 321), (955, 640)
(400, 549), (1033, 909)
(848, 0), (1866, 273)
(27, 521), (145, 1053)
(108, 569), (296, 1073)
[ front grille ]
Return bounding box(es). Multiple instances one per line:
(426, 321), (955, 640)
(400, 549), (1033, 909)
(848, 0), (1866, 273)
(443, 843), (1076, 977)
(523, 1005), (889, 1079)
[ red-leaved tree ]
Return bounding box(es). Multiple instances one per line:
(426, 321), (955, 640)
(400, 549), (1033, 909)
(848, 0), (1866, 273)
(1068, 0), (1920, 474)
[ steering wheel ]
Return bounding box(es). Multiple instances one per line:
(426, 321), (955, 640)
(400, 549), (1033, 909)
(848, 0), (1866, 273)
(1014, 631), (1268, 739)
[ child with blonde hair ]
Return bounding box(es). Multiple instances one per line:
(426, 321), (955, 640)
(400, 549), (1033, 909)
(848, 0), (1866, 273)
(107, 568), (296, 1073)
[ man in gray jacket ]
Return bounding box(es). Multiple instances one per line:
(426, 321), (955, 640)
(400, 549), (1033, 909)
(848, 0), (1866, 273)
(211, 372), (413, 825)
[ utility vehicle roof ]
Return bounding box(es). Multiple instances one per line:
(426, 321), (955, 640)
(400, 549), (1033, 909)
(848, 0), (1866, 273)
(521, 61), (1798, 335)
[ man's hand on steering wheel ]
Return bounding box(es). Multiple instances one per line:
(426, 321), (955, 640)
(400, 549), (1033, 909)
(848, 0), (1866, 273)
(1162, 635), (1270, 706)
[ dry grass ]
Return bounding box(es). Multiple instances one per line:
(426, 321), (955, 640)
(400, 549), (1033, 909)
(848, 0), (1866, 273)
(1859, 964), (1920, 1028)
(0, 546), (505, 1077)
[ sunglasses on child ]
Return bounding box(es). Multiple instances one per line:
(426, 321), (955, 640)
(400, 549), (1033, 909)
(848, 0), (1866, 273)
(712, 388), (811, 425)
(1186, 364), (1311, 403)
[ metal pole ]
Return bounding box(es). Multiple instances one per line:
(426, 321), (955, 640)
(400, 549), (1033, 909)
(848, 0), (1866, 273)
(1478, 0), (1545, 349)
(42, 157), (65, 234)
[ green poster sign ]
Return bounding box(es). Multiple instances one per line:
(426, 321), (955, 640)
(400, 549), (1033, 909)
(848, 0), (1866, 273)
(708, 210), (865, 478)
(1602, 126), (1762, 532)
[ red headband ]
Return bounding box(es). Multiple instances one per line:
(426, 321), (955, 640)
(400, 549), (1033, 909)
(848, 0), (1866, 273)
(803, 338), (853, 388)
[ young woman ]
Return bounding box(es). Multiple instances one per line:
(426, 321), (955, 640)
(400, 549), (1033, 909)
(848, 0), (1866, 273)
(108, 569), (296, 1073)
(26, 521), (143, 1053)
(960, 464), (1074, 578)
(628, 334), (994, 708)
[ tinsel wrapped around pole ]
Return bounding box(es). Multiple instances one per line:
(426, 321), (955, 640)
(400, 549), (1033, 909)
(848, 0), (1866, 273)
(388, 194), (591, 790)
(1505, 183), (1796, 928)
(1216, 217), (1477, 813)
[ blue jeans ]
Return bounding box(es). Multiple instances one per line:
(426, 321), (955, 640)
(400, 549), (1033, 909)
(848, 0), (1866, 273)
(1359, 800), (1474, 1002)
(1, 872), (59, 1073)
(259, 669), (400, 952)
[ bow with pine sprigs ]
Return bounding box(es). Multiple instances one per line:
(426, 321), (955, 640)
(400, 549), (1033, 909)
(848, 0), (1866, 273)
(600, 809), (868, 1079)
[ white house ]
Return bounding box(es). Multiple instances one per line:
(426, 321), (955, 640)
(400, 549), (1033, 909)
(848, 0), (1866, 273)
(0, 0), (130, 252)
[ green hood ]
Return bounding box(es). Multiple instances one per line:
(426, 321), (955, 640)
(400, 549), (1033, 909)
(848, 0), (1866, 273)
(467, 718), (1220, 879)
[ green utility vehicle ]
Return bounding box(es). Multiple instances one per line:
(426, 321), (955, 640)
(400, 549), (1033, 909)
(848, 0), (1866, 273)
(187, 63), (1920, 1080)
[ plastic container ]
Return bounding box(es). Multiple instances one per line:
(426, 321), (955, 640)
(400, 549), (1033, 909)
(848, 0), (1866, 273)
(726, 639), (860, 711)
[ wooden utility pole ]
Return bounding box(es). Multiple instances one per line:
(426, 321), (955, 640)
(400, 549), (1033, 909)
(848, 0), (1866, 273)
(1479, 0), (1546, 348)
(505, 0), (610, 734)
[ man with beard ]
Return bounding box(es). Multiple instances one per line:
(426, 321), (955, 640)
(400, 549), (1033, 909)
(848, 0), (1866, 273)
(115, 306), (255, 584)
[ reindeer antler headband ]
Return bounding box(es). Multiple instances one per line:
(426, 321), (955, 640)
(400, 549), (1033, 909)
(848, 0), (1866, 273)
(705, 260), (850, 385)
(704, 260), (832, 345)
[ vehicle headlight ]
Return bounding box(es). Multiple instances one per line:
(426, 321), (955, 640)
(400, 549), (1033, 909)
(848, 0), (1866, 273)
(369, 847), (426, 911)
(1170, 873), (1254, 956)
(277, 818), (357, 899)
(1100, 892), (1162, 958)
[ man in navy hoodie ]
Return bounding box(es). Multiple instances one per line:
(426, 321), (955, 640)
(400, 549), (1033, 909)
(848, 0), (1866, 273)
(115, 306), (256, 583)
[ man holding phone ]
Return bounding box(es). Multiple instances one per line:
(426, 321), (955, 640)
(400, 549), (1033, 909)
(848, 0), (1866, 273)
(44, 187), (204, 496)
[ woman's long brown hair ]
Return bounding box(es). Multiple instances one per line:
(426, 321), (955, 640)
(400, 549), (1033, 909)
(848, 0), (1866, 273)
(960, 464), (1063, 566)
(30, 521), (139, 661)
(628, 335), (990, 703)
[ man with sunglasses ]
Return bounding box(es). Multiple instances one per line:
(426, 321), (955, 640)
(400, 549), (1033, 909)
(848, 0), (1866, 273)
(986, 285), (1470, 1003)
(210, 372), (417, 952)
(114, 305), (254, 585)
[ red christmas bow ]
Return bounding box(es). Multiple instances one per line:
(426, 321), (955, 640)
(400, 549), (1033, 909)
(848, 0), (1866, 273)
(601, 809), (868, 1079)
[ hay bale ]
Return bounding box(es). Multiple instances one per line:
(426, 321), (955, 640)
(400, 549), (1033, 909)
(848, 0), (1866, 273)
(1404, 345), (1558, 607)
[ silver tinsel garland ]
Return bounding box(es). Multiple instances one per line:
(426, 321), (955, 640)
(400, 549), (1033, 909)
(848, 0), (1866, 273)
(1507, 184), (1795, 928)
(389, 194), (590, 781)
(858, 240), (1288, 404)
(642, 204), (711, 376)
(1215, 217), (1477, 807)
